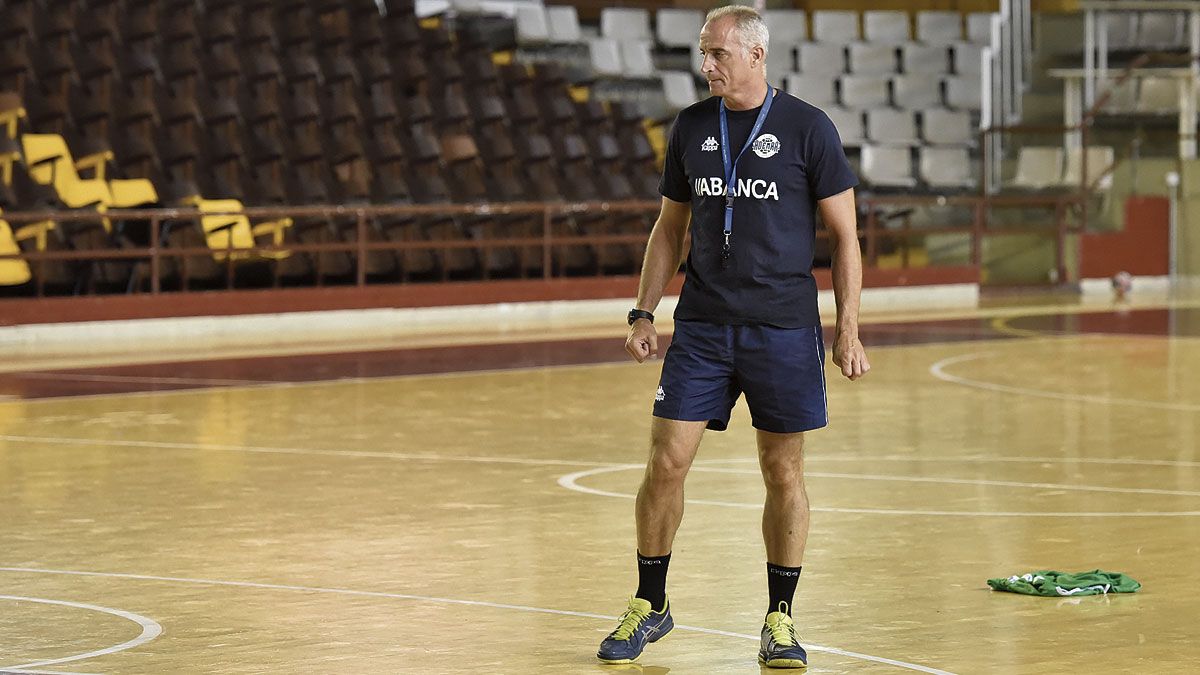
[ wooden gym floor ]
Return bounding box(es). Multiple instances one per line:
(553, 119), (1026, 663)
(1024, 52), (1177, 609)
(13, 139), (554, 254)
(1, 293), (1199, 674)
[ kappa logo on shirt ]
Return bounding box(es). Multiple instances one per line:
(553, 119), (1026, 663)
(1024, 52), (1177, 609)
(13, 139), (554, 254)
(753, 133), (781, 158)
(700, 136), (719, 152)
(655, 386), (665, 402)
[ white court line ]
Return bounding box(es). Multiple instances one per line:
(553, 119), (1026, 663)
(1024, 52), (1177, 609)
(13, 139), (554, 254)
(686, 466), (1200, 497)
(0, 435), (616, 468)
(7, 434), (1200, 514)
(0, 595), (161, 671)
(0, 360), (639, 405)
(0, 567), (953, 674)
(930, 352), (1200, 412)
(0, 668), (99, 675)
(696, 455), (1200, 468)
(13, 372), (263, 386)
(7, 433), (1200, 472)
(557, 466), (1200, 517)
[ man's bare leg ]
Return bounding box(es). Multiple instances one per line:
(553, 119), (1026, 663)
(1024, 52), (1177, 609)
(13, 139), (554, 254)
(758, 429), (809, 565)
(757, 429), (810, 667)
(636, 417), (707, 556)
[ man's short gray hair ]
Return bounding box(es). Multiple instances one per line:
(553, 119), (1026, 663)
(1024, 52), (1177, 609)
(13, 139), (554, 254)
(704, 5), (770, 57)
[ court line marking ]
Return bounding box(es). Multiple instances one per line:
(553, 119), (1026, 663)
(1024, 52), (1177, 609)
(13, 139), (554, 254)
(686, 466), (1200, 497)
(930, 351), (1200, 412)
(557, 466), (1200, 517)
(0, 435), (619, 468)
(6, 433), (1200, 510)
(0, 595), (161, 671)
(13, 372), (265, 386)
(0, 662), (98, 667)
(0, 568), (953, 675)
(7, 432), (1200, 477)
(696, 456), (1200, 468)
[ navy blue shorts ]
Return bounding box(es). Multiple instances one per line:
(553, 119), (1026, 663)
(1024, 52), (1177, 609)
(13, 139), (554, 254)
(652, 320), (828, 434)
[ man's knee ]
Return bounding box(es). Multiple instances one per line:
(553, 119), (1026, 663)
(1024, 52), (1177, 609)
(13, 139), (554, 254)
(758, 433), (805, 491)
(644, 420), (703, 487)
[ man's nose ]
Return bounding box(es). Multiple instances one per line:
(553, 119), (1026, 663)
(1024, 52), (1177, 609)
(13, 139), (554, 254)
(700, 53), (714, 73)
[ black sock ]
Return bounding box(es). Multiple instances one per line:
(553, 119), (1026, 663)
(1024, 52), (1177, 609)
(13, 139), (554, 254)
(635, 551), (671, 612)
(767, 563), (802, 616)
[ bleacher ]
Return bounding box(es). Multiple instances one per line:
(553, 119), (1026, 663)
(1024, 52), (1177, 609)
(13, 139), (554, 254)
(0, 0), (664, 295)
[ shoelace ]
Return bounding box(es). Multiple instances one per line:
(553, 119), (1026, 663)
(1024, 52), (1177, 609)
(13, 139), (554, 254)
(766, 607), (799, 647)
(609, 601), (652, 641)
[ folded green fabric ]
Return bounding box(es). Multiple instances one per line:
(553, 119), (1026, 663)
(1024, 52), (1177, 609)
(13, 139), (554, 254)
(987, 570), (1141, 597)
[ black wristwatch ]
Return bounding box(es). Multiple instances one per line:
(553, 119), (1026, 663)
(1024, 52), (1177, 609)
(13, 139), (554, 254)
(628, 309), (655, 325)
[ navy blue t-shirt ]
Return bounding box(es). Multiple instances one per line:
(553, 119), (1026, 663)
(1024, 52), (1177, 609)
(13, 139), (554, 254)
(659, 90), (858, 328)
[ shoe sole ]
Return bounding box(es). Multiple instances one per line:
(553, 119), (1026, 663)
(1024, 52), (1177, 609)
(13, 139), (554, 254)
(758, 655), (808, 669)
(596, 623), (673, 664)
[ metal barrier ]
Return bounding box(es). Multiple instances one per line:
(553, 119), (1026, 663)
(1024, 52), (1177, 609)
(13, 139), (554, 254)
(0, 193), (1087, 298)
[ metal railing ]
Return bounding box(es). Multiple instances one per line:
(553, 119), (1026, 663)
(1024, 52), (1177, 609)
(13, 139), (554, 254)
(0, 192), (1086, 298)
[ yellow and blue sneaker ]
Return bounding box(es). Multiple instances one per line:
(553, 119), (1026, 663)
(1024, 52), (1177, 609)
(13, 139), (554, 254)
(596, 596), (673, 664)
(758, 602), (808, 669)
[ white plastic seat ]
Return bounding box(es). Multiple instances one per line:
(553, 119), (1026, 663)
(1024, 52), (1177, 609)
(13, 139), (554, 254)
(547, 6), (582, 44)
(588, 39), (623, 77)
(863, 11), (910, 44)
(601, 7), (652, 42)
(798, 43), (845, 75)
(920, 146), (976, 188)
(812, 11), (858, 44)
(1138, 11), (1185, 50)
(766, 47), (796, 79)
(848, 43), (897, 75)
(892, 75), (942, 109)
(1136, 77), (1179, 114)
(861, 144), (916, 187)
(917, 11), (962, 45)
(840, 75), (890, 109)
(764, 9), (808, 45)
(619, 40), (655, 78)
(514, 5), (550, 45)
(952, 43), (984, 76)
(902, 43), (949, 74)
(1011, 146), (1063, 189)
(1061, 146), (1116, 190)
(921, 108), (973, 146)
(662, 71), (699, 111)
(866, 108), (918, 145)
(1101, 12), (1138, 50)
(944, 75), (982, 110)
(826, 107), (864, 147)
(657, 9), (704, 49)
(785, 73), (836, 107)
(966, 13), (994, 44)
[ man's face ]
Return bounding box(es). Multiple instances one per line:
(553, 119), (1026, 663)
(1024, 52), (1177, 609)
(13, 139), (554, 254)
(698, 17), (761, 97)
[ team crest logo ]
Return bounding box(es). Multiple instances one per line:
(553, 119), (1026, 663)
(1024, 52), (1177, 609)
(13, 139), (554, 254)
(752, 133), (780, 158)
(701, 136), (719, 152)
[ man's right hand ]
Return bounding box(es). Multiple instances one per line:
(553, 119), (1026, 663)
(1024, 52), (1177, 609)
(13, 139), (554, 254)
(625, 319), (658, 363)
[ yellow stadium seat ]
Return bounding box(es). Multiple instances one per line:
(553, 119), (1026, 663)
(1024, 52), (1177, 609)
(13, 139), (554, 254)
(0, 217), (33, 286)
(0, 209), (41, 286)
(183, 197), (292, 262)
(20, 133), (111, 209)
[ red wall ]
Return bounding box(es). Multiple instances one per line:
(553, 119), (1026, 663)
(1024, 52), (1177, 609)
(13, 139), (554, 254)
(1080, 196), (1170, 278)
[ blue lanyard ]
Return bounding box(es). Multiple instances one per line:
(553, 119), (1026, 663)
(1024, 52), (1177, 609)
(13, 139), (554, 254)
(718, 86), (774, 267)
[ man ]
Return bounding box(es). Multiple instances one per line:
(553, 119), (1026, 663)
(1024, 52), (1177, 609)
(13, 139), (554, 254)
(596, 5), (870, 670)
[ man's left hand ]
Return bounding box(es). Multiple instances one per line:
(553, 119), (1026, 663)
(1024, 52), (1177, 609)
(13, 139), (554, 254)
(833, 332), (870, 381)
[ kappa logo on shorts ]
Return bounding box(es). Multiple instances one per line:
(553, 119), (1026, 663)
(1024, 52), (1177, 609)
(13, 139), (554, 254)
(655, 386), (665, 402)
(701, 136), (719, 152)
(753, 133), (780, 158)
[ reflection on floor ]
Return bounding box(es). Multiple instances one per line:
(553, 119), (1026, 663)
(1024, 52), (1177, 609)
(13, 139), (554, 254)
(1, 293), (1198, 673)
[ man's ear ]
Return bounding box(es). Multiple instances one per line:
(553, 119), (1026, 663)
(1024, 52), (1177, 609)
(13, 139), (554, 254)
(751, 45), (765, 66)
